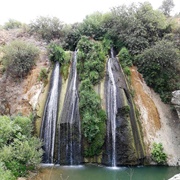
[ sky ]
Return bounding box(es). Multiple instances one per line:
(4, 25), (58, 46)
(0, 0), (179, 25)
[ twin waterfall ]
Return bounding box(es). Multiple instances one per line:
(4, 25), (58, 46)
(40, 49), (144, 166)
(40, 52), (81, 165)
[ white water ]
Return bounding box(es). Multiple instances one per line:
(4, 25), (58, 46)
(69, 51), (78, 165)
(107, 53), (117, 167)
(40, 62), (60, 163)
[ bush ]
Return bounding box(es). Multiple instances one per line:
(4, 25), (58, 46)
(118, 47), (132, 68)
(77, 36), (105, 85)
(29, 16), (64, 42)
(48, 43), (65, 64)
(38, 68), (48, 85)
(4, 19), (22, 30)
(2, 40), (39, 78)
(151, 143), (167, 164)
(0, 115), (43, 178)
(0, 162), (15, 180)
(48, 43), (71, 79)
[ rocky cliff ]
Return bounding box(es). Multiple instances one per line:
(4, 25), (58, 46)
(131, 67), (180, 166)
(0, 29), (49, 117)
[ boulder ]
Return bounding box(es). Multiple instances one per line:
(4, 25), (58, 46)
(169, 174), (180, 180)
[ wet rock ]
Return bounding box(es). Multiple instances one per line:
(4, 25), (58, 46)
(169, 174), (180, 180)
(171, 90), (180, 119)
(58, 53), (82, 165)
(102, 57), (144, 166)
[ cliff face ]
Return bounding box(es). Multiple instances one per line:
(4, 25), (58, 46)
(131, 66), (180, 166)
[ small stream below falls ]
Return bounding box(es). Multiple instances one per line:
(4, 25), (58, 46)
(33, 165), (180, 180)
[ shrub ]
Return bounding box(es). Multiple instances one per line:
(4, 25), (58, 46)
(2, 40), (39, 78)
(4, 19), (22, 30)
(0, 115), (43, 178)
(120, 105), (130, 116)
(0, 162), (15, 180)
(123, 66), (131, 77)
(118, 47), (132, 68)
(151, 143), (167, 164)
(77, 36), (105, 85)
(48, 43), (71, 79)
(38, 68), (48, 85)
(29, 16), (64, 42)
(48, 43), (65, 64)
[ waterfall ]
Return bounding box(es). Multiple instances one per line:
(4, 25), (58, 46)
(59, 51), (81, 165)
(40, 61), (60, 163)
(106, 49), (117, 167)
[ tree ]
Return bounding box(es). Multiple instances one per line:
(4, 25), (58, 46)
(79, 12), (107, 40)
(109, 2), (168, 55)
(135, 40), (180, 102)
(29, 16), (64, 42)
(159, 0), (175, 17)
(4, 19), (22, 30)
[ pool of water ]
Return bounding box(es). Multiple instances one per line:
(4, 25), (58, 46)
(33, 164), (180, 180)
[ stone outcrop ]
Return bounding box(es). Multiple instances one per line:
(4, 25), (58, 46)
(171, 90), (180, 119)
(169, 174), (180, 180)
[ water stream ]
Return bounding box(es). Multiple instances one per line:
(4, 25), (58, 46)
(58, 51), (81, 165)
(106, 49), (117, 167)
(40, 62), (60, 163)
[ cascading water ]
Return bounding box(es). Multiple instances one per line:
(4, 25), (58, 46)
(103, 47), (145, 166)
(58, 51), (81, 165)
(40, 61), (60, 163)
(106, 49), (117, 167)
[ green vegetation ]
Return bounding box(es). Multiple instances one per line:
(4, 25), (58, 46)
(2, 40), (39, 78)
(0, 115), (43, 178)
(135, 40), (180, 103)
(0, 162), (15, 180)
(48, 43), (65, 64)
(48, 43), (71, 79)
(77, 36), (106, 157)
(120, 105), (130, 116)
(118, 47), (132, 68)
(29, 16), (64, 42)
(4, 19), (22, 30)
(159, 0), (175, 17)
(151, 143), (167, 164)
(77, 36), (105, 84)
(38, 68), (48, 85)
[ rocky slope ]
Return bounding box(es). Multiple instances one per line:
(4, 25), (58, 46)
(131, 66), (180, 166)
(0, 29), (49, 116)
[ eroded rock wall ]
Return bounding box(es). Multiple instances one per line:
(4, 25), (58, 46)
(131, 67), (180, 166)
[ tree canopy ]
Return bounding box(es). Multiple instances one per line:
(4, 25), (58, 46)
(159, 0), (175, 17)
